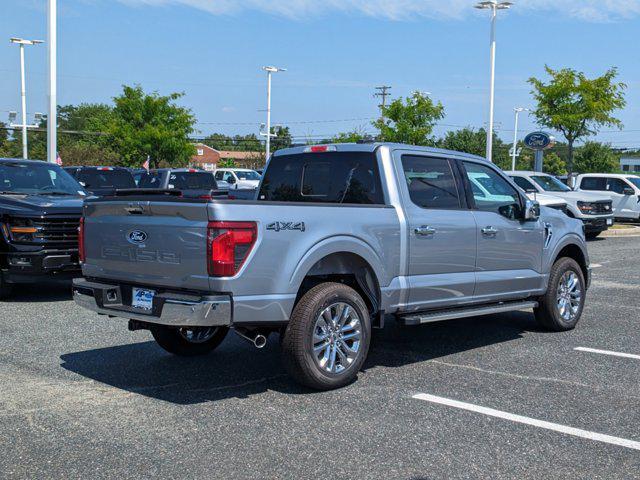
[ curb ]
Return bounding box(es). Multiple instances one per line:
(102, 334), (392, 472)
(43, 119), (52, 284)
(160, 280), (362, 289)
(601, 226), (640, 238)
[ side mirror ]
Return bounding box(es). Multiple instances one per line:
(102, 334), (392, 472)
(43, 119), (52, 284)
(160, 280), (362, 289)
(623, 187), (635, 196)
(523, 199), (541, 221)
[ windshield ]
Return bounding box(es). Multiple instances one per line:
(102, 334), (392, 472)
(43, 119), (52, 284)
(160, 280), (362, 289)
(77, 169), (136, 190)
(531, 175), (571, 192)
(0, 162), (84, 196)
(168, 172), (217, 190)
(236, 170), (261, 181)
(626, 177), (640, 189)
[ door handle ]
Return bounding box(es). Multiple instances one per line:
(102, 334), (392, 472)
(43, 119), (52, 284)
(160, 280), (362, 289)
(481, 226), (498, 237)
(415, 226), (436, 236)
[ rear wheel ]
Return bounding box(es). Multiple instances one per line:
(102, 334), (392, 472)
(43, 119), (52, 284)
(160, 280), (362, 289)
(151, 326), (228, 356)
(0, 273), (13, 300)
(281, 282), (371, 390)
(535, 257), (585, 331)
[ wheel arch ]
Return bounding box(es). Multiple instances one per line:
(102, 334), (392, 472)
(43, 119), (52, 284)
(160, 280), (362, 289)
(553, 241), (589, 285)
(292, 245), (384, 323)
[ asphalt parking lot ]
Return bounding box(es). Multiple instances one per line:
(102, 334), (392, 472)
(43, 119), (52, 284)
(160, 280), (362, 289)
(1, 236), (639, 479)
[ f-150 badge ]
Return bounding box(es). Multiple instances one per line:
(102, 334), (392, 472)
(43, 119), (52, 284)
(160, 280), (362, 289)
(266, 222), (306, 232)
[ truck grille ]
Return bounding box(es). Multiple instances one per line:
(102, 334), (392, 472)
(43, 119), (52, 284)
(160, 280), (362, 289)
(31, 217), (81, 244)
(592, 201), (613, 215)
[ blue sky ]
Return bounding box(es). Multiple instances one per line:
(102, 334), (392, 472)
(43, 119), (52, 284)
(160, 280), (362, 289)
(1, 0), (639, 148)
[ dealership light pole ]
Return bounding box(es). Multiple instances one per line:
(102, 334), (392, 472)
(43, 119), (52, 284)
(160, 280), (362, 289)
(10, 37), (43, 159)
(475, 0), (512, 163)
(47, 0), (57, 163)
(261, 66), (285, 161)
(511, 107), (529, 171)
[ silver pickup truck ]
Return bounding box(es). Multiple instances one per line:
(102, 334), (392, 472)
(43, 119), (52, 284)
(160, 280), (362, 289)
(73, 143), (591, 390)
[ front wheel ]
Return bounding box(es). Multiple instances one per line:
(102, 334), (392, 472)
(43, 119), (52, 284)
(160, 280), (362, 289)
(534, 257), (586, 331)
(281, 282), (371, 390)
(151, 326), (229, 356)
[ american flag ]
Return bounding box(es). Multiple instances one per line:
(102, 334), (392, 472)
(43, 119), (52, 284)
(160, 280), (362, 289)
(142, 155), (150, 171)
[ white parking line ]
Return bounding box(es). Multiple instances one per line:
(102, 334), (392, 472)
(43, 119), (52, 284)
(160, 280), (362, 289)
(574, 347), (640, 361)
(412, 393), (640, 451)
(590, 263), (603, 268)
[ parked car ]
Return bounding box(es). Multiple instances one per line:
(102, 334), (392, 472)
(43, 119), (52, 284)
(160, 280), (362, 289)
(73, 144), (591, 390)
(214, 168), (261, 189)
(468, 171), (568, 214)
(574, 173), (640, 221)
(137, 168), (225, 199)
(1, 159), (86, 298)
(508, 171), (613, 239)
(65, 166), (136, 196)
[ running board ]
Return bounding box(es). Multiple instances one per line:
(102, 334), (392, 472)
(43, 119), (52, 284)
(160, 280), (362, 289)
(398, 301), (538, 326)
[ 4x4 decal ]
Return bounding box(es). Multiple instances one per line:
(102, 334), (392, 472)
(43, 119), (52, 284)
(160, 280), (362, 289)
(266, 222), (306, 232)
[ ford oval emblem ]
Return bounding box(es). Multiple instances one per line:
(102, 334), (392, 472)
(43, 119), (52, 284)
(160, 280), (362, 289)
(127, 230), (148, 244)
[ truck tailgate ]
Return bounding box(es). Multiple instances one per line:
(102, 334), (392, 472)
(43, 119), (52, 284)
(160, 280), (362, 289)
(81, 200), (210, 290)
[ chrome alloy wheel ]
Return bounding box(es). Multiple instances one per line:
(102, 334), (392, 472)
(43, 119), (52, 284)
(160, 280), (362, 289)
(178, 327), (220, 344)
(556, 271), (582, 322)
(312, 302), (362, 374)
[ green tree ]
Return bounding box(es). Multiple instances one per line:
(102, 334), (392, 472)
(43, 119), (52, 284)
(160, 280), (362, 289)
(528, 66), (626, 175)
(373, 91), (445, 146)
(436, 127), (517, 171)
(330, 127), (369, 144)
(271, 126), (292, 151)
(107, 85), (196, 168)
(573, 142), (619, 173)
(542, 152), (567, 176)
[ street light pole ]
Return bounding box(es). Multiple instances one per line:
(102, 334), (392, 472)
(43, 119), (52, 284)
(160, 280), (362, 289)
(261, 66), (285, 161)
(475, 1), (512, 163)
(511, 107), (529, 171)
(48, 0), (57, 164)
(10, 38), (43, 159)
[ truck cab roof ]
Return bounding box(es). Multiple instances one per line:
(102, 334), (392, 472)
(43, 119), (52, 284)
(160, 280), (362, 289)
(273, 143), (488, 163)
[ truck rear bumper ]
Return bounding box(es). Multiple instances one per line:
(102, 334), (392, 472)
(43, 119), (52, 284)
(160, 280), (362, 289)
(72, 278), (231, 327)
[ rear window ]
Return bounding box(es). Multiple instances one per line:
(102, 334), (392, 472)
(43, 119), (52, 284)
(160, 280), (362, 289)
(168, 172), (217, 190)
(580, 177), (607, 191)
(77, 169), (136, 190)
(258, 152), (384, 204)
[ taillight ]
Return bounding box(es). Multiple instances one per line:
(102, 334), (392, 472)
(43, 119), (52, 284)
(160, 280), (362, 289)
(207, 221), (257, 277)
(303, 145), (337, 153)
(78, 217), (86, 263)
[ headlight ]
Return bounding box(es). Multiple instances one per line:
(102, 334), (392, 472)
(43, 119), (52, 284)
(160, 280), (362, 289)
(7, 218), (41, 243)
(577, 202), (595, 214)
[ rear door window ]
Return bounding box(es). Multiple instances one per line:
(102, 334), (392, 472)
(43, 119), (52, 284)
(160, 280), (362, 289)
(259, 152), (384, 204)
(580, 177), (607, 191)
(401, 156), (461, 210)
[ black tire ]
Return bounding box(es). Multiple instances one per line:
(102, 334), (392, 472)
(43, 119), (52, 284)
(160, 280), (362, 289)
(534, 257), (586, 332)
(151, 326), (229, 356)
(585, 231), (602, 240)
(281, 282), (371, 390)
(0, 273), (13, 300)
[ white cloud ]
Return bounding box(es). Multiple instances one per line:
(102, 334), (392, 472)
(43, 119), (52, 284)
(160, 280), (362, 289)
(116, 0), (640, 22)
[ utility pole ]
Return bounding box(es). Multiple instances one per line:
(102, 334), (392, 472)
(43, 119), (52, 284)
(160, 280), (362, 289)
(10, 38), (43, 159)
(48, 0), (57, 164)
(475, 1), (513, 163)
(511, 107), (529, 171)
(374, 86), (392, 120)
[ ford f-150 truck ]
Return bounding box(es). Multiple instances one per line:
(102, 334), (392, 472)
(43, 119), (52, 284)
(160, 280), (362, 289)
(73, 144), (591, 390)
(1, 158), (86, 298)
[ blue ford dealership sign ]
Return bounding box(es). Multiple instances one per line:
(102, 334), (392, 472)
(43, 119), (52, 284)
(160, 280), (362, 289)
(524, 131), (554, 150)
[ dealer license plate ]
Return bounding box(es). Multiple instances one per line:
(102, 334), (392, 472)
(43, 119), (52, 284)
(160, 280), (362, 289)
(132, 288), (155, 311)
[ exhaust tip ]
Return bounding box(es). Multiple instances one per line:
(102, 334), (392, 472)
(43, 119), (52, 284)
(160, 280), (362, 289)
(253, 334), (267, 349)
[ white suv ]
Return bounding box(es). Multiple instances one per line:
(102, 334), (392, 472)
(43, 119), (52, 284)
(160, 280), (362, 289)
(508, 171), (614, 239)
(575, 173), (640, 221)
(214, 168), (261, 190)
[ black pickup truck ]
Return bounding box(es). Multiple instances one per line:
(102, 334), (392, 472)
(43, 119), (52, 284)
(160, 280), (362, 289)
(0, 158), (86, 298)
